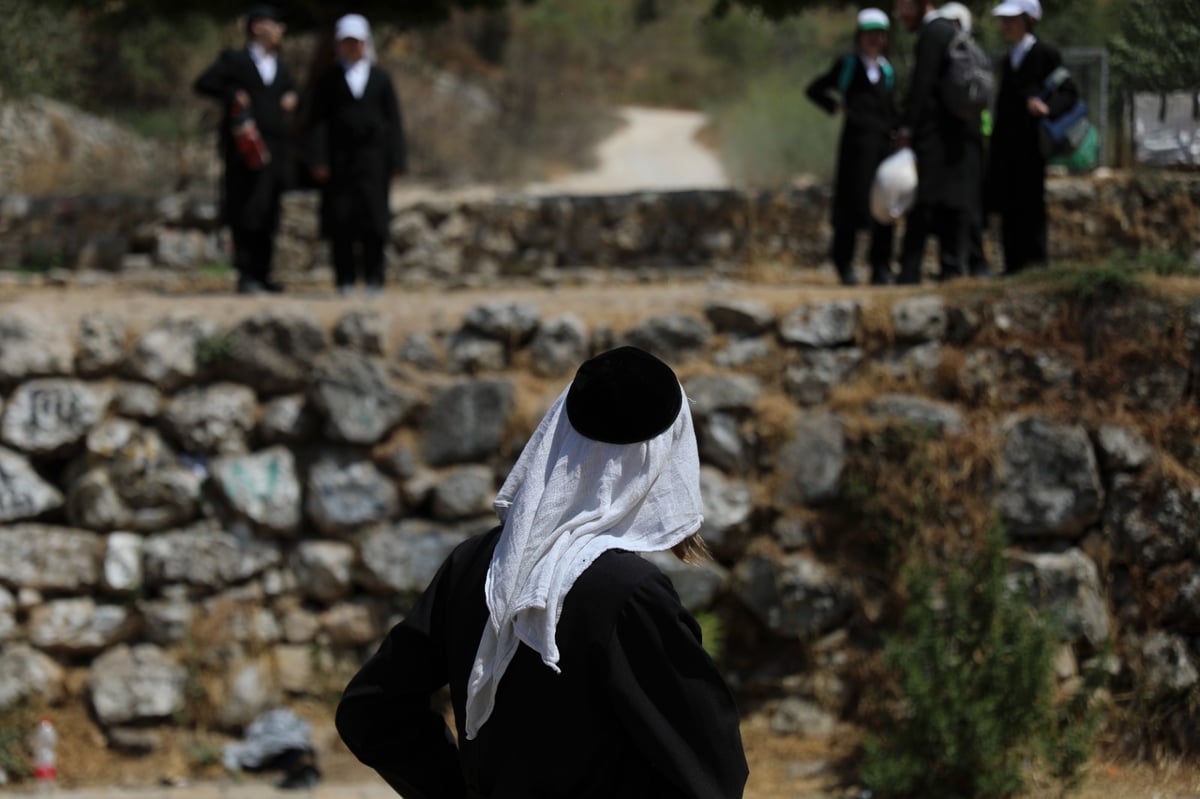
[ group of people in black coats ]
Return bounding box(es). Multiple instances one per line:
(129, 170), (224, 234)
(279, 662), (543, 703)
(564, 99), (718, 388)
(807, 0), (1078, 286)
(194, 6), (406, 296)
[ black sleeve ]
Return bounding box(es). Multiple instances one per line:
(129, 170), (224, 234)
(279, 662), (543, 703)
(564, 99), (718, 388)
(901, 21), (951, 135)
(193, 49), (240, 104)
(1040, 45), (1080, 119)
(336, 554), (466, 799)
(606, 571), (749, 799)
(805, 57), (844, 116)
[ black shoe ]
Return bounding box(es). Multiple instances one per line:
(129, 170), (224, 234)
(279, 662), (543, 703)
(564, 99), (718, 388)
(836, 267), (859, 287)
(870, 267), (895, 286)
(236, 277), (265, 295)
(262, 280), (285, 294)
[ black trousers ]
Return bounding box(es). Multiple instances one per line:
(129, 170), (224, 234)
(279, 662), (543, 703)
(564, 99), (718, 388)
(898, 203), (966, 283)
(332, 234), (386, 289)
(1000, 192), (1048, 273)
(232, 227), (275, 284)
(832, 221), (894, 281)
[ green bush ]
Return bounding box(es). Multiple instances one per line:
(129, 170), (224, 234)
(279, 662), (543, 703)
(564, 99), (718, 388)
(861, 529), (1103, 799)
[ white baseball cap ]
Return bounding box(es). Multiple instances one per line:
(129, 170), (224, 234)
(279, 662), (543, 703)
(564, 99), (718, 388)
(335, 13), (371, 41)
(939, 2), (973, 33)
(857, 8), (890, 31)
(992, 0), (1042, 19)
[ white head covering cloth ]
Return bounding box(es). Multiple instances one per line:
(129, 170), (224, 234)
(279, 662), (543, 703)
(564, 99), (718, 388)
(464, 383), (703, 739)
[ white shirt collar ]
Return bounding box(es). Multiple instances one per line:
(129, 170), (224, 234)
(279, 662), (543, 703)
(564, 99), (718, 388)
(860, 54), (889, 85)
(922, 9), (941, 24)
(248, 42), (277, 86)
(341, 58), (370, 99)
(1010, 33), (1037, 69)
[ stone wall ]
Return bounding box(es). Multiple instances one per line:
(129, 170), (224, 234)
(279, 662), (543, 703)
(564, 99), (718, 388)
(1, 171), (1199, 282)
(2, 283), (1200, 760)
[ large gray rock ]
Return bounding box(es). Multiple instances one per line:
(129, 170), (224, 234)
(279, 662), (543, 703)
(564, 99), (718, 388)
(222, 312), (329, 395)
(257, 394), (318, 444)
(102, 532), (144, 595)
(447, 332), (507, 372)
(142, 522), (283, 592)
(28, 597), (140, 654)
(138, 598), (195, 645)
(780, 300), (861, 348)
(126, 315), (220, 391)
(1, 379), (111, 455)
(356, 520), (474, 594)
(306, 453), (400, 534)
(112, 381), (162, 419)
(0, 445), (62, 521)
(775, 413), (846, 507)
(66, 425), (202, 533)
(309, 350), (418, 445)
(868, 394), (966, 436)
(1095, 424), (1155, 473)
(891, 295), (948, 343)
(529, 314), (589, 377)
(320, 600), (381, 647)
(0, 644), (65, 711)
(1138, 632), (1199, 699)
(0, 309), (75, 382)
(334, 310), (388, 354)
(732, 553), (854, 639)
(0, 525), (101, 591)
(163, 383), (258, 455)
(88, 644), (187, 726)
(994, 415), (1104, 538)
(76, 312), (127, 376)
(704, 299), (775, 335)
(291, 541), (357, 603)
(1007, 549), (1111, 648)
(462, 301), (541, 344)
(697, 412), (750, 473)
(1105, 474), (1200, 567)
(623, 314), (713, 362)
(0, 586), (13, 642)
(699, 466), (753, 548)
(431, 465), (495, 521)
(422, 379), (515, 466)
(211, 447), (303, 536)
(684, 374), (762, 417)
(214, 658), (283, 731)
(784, 349), (864, 406)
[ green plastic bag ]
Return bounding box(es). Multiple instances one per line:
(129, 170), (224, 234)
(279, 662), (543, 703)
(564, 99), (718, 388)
(1049, 122), (1099, 173)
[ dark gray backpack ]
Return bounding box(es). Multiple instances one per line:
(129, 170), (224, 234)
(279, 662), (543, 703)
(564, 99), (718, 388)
(941, 30), (994, 118)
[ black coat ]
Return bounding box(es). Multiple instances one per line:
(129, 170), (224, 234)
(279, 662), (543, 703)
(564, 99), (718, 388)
(307, 63), (406, 238)
(900, 16), (973, 210)
(806, 54), (897, 229)
(336, 527), (749, 799)
(193, 48), (295, 232)
(986, 39), (1078, 214)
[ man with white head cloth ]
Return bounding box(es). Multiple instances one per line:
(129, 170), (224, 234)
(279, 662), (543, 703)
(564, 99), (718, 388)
(337, 346), (749, 799)
(307, 13), (406, 295)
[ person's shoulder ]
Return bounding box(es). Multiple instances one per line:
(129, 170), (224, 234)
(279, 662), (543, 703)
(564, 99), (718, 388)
(576, 549), (673, 607)
(1031, 38), (1063, 62)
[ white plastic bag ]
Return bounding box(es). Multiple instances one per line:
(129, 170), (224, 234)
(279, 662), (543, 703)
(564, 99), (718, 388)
(870, 147), (917, 225)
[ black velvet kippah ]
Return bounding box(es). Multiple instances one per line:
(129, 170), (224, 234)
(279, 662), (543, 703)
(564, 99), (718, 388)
(565, 346), (682, 445)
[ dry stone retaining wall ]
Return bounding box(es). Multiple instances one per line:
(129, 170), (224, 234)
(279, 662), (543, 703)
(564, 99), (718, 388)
(1, 172), (1199, 281)
(0, 287), (1198, 756)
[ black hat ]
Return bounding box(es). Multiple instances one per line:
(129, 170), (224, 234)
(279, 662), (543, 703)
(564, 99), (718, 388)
(246, 4), (284, 24)
(565, 346), (682, 445)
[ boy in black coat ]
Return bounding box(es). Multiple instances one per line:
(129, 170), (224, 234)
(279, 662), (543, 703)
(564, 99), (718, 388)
(893, 0), (975, 284)
(337, 347), (749, 799)
(806, 8), (898, 286)
(307, 14), (406, 295)
(194, 5), (296, 294)
(985, 0), (1079, 273)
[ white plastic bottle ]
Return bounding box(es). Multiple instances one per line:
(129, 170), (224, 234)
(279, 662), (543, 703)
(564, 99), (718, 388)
(29, 718), (57, 792)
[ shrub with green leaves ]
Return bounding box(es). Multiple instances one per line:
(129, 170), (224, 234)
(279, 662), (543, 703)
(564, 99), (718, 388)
(861, 529), (1104, 799)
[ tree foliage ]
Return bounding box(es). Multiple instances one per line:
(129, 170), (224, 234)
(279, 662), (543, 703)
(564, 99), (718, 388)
(1110, 0), (1200, 91)
(48, 0), (522, 29)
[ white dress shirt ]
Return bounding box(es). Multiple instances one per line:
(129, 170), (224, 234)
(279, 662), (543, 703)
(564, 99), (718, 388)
(342, 59), (370, 99)
(249, 43), (277, 86)
(1010, 33), (1037, 70)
